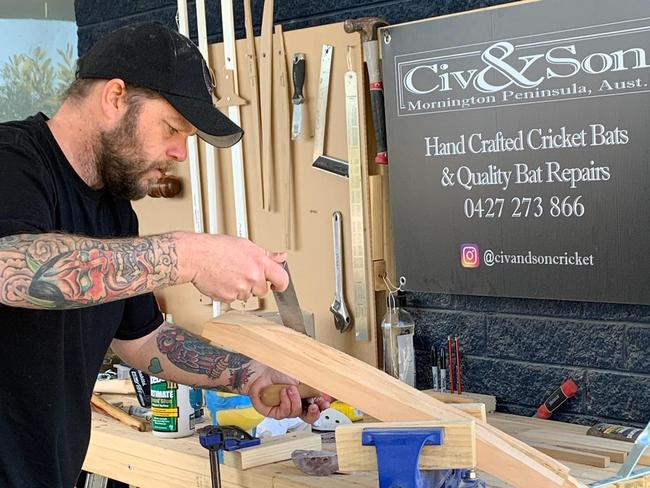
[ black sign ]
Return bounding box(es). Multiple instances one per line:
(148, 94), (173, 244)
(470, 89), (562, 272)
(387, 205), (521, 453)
(381, 0), (650, 305)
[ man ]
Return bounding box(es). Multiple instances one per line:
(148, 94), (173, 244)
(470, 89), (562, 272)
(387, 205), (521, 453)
(0, 22), (328, 487)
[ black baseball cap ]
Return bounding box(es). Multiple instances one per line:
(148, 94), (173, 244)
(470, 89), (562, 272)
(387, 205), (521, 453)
(76, 22), (243, 148)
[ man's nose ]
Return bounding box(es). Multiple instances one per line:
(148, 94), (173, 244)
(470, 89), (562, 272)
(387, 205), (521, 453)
(167, 139), (188, 162)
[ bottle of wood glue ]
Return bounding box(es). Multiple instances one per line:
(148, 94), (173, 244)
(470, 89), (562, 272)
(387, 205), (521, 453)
(150, 377), (195, 438)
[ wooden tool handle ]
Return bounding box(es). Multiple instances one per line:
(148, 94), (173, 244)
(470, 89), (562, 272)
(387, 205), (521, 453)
(90, 393), (148, 432)
(260, 383), (322, 407)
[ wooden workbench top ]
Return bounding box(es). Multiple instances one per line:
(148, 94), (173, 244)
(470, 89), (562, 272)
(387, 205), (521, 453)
(83, 404), (631, 488)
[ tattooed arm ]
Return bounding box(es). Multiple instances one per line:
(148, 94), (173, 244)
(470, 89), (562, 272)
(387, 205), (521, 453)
(0, 231), (289, 309)
(111, 321), (330, 422)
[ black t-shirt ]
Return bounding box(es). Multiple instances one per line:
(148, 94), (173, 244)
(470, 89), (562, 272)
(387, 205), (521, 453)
(0, 113), (164, 487)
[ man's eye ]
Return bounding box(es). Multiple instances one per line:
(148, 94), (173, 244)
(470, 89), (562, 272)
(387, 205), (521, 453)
(167, 124), (178, 135)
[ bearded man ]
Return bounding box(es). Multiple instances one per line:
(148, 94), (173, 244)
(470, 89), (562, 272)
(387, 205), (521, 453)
(0, 22), (328, 488)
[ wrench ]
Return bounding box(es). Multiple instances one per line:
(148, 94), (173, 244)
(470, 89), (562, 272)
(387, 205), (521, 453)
(330, 212), (352, 332)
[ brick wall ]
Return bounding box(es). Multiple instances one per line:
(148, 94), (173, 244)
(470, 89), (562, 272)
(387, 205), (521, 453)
(407, 292), (650, 426)
(74, 0), (650, 426)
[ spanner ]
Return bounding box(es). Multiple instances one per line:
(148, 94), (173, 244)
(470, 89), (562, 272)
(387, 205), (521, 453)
(330, 211), (352, 332)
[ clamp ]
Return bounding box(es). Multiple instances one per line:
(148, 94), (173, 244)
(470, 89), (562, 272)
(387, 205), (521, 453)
(362, 427), (485, 488)
(198, 425), (261, 488)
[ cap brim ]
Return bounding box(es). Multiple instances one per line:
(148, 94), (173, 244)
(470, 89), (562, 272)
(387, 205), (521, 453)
(162, 92), (243, 148)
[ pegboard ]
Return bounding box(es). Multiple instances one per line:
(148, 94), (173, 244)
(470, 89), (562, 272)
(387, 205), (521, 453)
(133, 22), (392, 366)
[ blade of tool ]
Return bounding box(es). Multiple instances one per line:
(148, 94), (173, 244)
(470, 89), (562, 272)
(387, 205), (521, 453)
(291, 53), (306, 140)
(262, 264), (321, 407)
(273, 261), (308, 336)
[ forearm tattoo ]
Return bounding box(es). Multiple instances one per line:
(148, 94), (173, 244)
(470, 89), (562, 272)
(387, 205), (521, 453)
(156, 324), (255, 393)
(0, 233), (177, 309)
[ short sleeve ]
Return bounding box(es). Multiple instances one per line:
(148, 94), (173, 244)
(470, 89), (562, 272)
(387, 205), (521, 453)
(0, 142), (55, 238)
(114, 292), (164, 340)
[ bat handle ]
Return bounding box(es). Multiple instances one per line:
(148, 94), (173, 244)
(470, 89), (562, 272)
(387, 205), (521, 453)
(260, 383), (322, 407)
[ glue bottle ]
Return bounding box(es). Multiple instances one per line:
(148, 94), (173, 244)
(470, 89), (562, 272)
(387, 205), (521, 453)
(381, 292), (416, 387)
(150, 377), (196, 438)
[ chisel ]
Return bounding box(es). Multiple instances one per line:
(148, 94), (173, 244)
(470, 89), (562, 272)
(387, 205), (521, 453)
(291, 53), (306, 140)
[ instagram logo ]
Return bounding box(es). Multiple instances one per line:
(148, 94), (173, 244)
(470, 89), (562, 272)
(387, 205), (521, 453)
(460, 243), (480, 268)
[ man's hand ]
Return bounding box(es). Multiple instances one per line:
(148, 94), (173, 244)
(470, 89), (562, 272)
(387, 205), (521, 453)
(244, 362), (331, 424)
(177, 233), (289, 302)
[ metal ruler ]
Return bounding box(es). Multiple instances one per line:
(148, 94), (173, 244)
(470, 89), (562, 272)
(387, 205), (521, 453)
(311, 45), (334, 164)
(344, 63), (370, 342)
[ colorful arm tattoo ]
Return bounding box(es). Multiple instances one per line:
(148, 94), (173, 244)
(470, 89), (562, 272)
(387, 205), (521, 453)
(156, 324), (255, 393)
(0, 233), (178, 309)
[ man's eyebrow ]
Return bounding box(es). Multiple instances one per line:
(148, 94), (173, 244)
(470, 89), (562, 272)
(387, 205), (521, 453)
(167, 115), (194, 131)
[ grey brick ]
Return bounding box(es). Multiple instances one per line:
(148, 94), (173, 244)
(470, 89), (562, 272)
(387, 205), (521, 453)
(456, 294), (583, 319)
(403, 291), (453, 309)
(586, 371), (650, 424)
(411, 308), (485, 354)
(627, 326), (650, 373)
(487, 316), (625, 369)
(461, 357), (587, 413)
(581, 302), (650, 324)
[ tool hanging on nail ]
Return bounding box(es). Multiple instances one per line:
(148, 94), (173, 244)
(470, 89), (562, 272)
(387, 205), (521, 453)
(176, 1), (209, 307)
(259, 0), (274, 210)
(345, 46), (371, 341)
(343, 17), (389, 165)
(273, 25), (295, 249)
(291, 53), (306, 140)
(312, 44), (348, 178)
(217, 0), (258, 311)
(330, 211), (352, 332)
(243, 0), (264, 210)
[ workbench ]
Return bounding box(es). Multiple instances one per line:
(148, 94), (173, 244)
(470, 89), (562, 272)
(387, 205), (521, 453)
(83, 402), (634, 488)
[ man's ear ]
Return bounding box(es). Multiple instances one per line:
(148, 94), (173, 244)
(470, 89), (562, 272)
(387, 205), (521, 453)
(99, 79), (128, 123)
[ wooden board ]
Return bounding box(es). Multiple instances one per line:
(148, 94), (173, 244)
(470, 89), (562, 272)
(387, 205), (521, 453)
(223, 431), (321, 470)
(200, 312), (585, 488)
(335, 420), (476, 471)
(529, 443), (610, 468)
(423, 389), (497, 413)
(83, 403), (640, 488)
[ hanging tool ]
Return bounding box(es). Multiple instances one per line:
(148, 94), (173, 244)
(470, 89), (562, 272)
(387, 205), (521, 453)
(535, 379), (578, 419)
(312, 45), (348, 178)
(273, 25), (295, 249)
(199, 425), (260, 488)
(343, 17), (389, 165)
(217, 0), (258, 311)
(330, 211), (352, 332)
(259, 0), (274, 210)
(196, 0), (225, 317)
(590, 420), (650, 487)
(243, 0), (264, 210)
(291, 53), (306, 140)
(176, 0), (210, 307)
(344, 47), (371, 341)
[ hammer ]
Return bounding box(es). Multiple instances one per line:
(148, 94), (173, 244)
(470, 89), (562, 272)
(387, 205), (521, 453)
(344, 17), (389, 165)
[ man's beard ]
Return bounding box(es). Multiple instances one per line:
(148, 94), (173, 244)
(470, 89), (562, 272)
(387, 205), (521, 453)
(94, 104), (170, 200)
